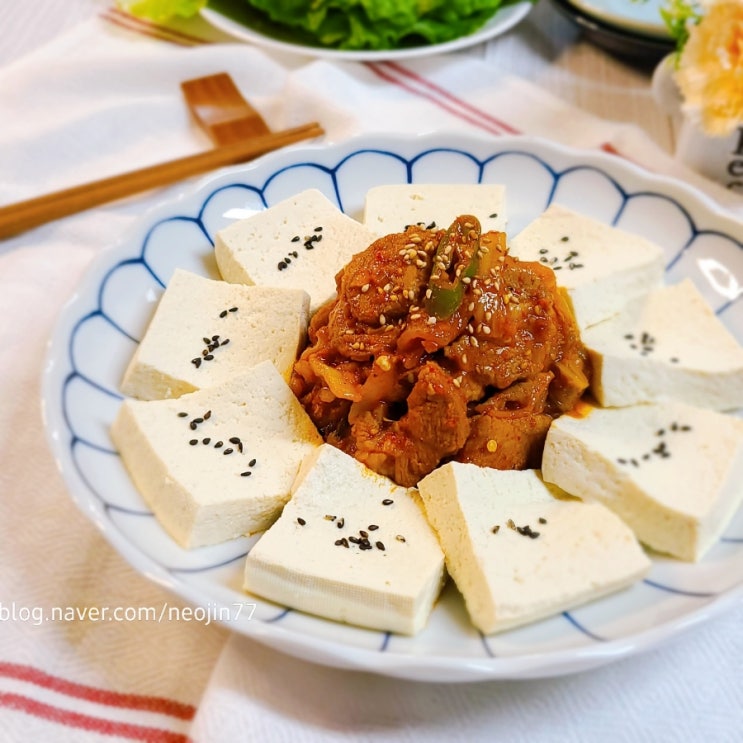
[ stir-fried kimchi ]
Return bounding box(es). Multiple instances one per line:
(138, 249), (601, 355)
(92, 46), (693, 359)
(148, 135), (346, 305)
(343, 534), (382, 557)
(290, 216), (591, 487)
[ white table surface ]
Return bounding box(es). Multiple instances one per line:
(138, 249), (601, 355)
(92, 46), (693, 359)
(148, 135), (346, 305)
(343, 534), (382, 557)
(4, 0), (677, 151)
(2, 2), (741, 742)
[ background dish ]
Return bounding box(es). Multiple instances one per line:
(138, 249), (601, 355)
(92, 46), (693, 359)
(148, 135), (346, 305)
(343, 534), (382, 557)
(550, 0), (674, 63)
(564, 0), (669, 38)
(43, 133), (743, 682)
(201, 0), (533, 61)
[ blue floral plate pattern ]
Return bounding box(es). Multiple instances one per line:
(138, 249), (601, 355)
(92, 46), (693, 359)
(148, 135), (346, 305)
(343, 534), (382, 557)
(42, 134), (743, 681)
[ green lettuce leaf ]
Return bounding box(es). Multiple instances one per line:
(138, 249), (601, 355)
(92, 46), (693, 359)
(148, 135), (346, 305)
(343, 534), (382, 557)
(117, 0), (207, 21)
(120, 0), (530, 50)
(242, 0), (522, 50)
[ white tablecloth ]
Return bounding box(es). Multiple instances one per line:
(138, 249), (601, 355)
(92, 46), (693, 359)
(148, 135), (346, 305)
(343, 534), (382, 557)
(1, 3), (741, 741)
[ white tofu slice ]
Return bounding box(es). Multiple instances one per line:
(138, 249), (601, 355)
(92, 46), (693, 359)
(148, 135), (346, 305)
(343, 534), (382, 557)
(417, 464), (650, 635)
(584, 278), (743, 411)
(542, 401), (743, 561)
(121, 269), (310, 400)
(363, 183), (507, 235)
(111, 361), (322, 549)
(508, 204), (664, 330)
(214, 188), (377, 313)
(243, 444), (445, 635)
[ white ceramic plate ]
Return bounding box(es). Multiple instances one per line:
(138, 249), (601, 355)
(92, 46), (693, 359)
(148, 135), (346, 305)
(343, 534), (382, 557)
(562, 0), (670, 39)
(201, 1), (532, 61)
(43, 133), (743, 682)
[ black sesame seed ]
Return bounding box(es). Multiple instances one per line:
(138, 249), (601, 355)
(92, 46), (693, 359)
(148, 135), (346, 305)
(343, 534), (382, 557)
(248, 459), (256, 467)
(297, 517), (306, 526)
(314, 226), (323, 232)
(229, 437), (241, 444)
(189, 439), (198, 446)
(349, 536), (360, 544)
(489, 213), (498, 218)
(367, 524), (379, 531)
(192, 358), (202, 368)
(203, 336), (211, 344)
(214, 441), (223, 448)
(204, 410), (211, 419)
(337, 517), (345, 529)
(376, 541), (385, 551)
(219, 310), (228, 318)
(382, 499), (394, 506)
(223, 448), (233, 455)
(202, 437), (211, 445)
(359, 530), (368, 539)
(538, 248), (548, 254)
(560, 236), (570, 242)
(278, 261), (287, 270)
(240, 471), (252, 477)
(538, 517), (547, 524)
(291, 235), (300, 242)
(178, 412), (188, 417)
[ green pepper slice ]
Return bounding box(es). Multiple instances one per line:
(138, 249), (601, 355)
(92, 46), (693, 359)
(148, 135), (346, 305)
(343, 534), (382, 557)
(424, 215), (481, 320)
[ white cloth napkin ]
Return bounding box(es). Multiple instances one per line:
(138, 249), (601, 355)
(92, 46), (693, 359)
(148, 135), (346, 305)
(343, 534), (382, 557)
(1, 8), (742, 743)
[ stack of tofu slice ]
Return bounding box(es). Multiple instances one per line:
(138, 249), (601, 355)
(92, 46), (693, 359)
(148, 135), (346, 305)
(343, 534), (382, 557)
(111, 185), (743, 639)
(507, 203), (743, 563)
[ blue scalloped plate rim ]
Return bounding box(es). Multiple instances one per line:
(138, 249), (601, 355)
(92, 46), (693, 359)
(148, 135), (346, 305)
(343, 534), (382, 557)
(42, 133), (743, 681)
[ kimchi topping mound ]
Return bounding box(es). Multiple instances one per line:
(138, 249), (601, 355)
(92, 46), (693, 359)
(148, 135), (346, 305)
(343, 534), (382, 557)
(290, 216), (591, 487)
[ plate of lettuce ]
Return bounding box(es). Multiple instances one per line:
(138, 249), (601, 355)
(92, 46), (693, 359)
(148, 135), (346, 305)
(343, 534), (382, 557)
(199, 0), (533, 59)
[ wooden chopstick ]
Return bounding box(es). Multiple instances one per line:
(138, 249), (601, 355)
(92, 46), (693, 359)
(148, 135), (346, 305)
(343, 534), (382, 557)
(0, 122), (324, 240)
